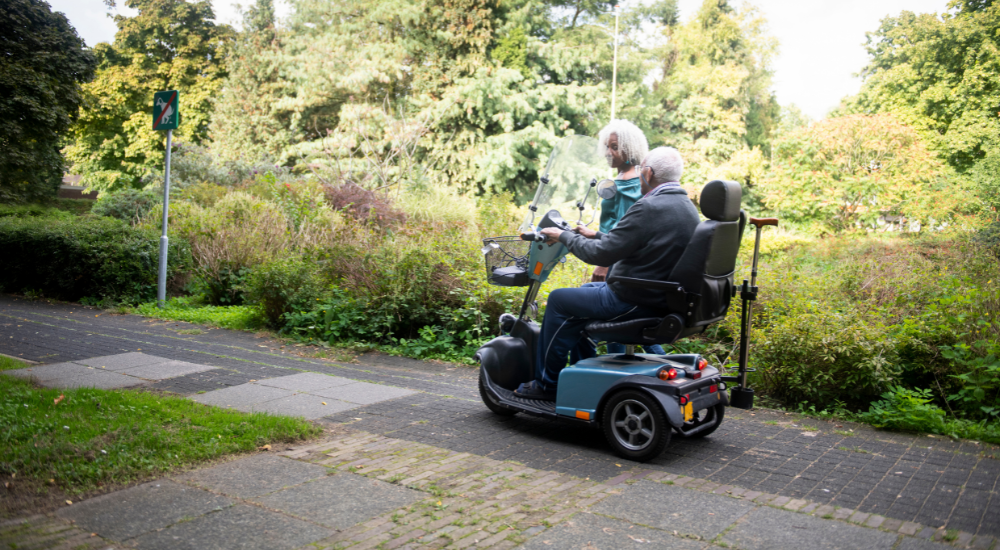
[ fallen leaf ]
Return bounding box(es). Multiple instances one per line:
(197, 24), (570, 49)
(91, 533), (97, 537)
(54, 394), (65, 405)
(260, 444), (271, 451)
(615, 464), (621, 467)
(65, 500), (73, 505)
(322, 402), (327, 405)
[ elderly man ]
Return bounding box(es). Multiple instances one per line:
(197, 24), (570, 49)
(514, 146), (701, 401)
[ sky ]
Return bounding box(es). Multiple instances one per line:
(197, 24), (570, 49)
(49, 0), (949, 121)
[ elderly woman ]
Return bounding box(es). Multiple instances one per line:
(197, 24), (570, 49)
(586, 120), (666, 356)
(593, 119), (649, 282)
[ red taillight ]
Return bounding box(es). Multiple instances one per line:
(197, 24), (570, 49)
(709, 384), (718, 393)
(697, 358), (708, 370)
(690, 372), (701, 380)
(658, 367), (678, 381)
(679, 394), (690, 405)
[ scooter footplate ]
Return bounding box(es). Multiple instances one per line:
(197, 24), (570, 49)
(492, 386), (557, 414)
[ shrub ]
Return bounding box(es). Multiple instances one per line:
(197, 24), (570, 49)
(0, 216), (190, 303)
(323, 182), (406, 229)
(162, 192), (290, 305)
(92, 187), (162, 225)
(0, 204), (75, 220)
(860, 387), (948, 434)
(245, 256), (331, 327)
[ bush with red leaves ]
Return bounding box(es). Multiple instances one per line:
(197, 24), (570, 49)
(323, 183), (406, 229)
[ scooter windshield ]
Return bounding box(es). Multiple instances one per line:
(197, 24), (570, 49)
(520, 135), (606, 233)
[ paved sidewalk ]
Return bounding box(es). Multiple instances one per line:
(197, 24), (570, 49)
(2, 294), (1000, 549)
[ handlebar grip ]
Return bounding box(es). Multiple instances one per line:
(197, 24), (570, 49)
(520, 232), (542, 242)
(749, 217), (778, 228)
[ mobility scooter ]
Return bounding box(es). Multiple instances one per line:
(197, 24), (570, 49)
(476, 135), (777, 461)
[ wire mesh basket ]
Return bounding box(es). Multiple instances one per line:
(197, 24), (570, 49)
(481, 236), (530, 286)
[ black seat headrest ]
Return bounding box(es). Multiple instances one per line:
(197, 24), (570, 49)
(700, 180), (742, 222)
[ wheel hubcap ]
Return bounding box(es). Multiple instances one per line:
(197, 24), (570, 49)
(611, 399), (655, 451)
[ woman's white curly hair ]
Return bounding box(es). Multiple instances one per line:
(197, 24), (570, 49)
(598, 119), (649, 167)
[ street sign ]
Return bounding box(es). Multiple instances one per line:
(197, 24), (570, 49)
(152, 90), (179, 130)
(153, 90), (179, 307)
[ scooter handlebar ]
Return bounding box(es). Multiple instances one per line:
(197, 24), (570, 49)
(749, 217), (778, 228)
(520, 232), (544, 242)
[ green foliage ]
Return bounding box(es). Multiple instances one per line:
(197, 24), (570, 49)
(0, 204), (75, 220)
(92, 187), (162, 225)
(760, 114), (958, 234)
(134, 298), (265, 330)
(0, 372), (317, 496)
(0, 0), (96, 202)
(846, 2), (1000, 216)
(649, 0), (777, 187)
(860, 386), (948, 434)
(0, 215), (191, 303)
(942, 341), (1000, 420)
(64, 0), (233, 191)
(245, 256), (331, 327)
(209, 0), (293, 162)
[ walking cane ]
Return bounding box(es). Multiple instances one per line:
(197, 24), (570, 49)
(729, 217), (778, 410)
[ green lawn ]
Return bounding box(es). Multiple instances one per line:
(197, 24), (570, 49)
(0, 358), (320, 511)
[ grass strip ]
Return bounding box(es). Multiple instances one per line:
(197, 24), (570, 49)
(0, 363), (320, 500)
(133, 298), (265, 330)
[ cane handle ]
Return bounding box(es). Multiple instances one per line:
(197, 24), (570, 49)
(749, 217), (778, 228)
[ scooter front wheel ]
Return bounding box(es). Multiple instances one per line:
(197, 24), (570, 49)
(602, 390), (670, 462)
(479, 373), (518, 417)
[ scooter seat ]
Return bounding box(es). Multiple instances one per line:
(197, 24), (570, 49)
(585, 314), (686, 346)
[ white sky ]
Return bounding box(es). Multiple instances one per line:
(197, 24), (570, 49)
(49, 0), (948, 121)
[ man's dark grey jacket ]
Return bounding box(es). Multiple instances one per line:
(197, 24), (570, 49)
(558, 186), (700, 312)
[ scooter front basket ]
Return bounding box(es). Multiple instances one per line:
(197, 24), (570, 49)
(482, 236), (530, 287)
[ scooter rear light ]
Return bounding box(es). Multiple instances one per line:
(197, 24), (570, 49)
(697, 358), (708, 370)
(679, 394), (690, 405)
(709, 384), (718, 393)
(689, 371), (702, 380)
(658, 368), (678, 381)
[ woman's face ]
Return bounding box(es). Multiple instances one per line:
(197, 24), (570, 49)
(606, 133), (627, 169)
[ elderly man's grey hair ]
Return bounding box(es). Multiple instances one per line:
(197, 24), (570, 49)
(598, 119), (649, 166)
(643, 147), (684, 185)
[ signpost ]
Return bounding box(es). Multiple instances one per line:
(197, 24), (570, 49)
(153, 90), (179, 308)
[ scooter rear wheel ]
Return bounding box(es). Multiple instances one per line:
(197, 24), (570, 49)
(677, 403), (725, 439)
(479, 373), (518, 417)
(602, 390), (670, 462)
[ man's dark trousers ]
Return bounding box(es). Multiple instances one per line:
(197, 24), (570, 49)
(537, 282), (661, 391)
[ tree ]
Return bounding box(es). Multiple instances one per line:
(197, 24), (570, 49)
(648, 0), (778, 188)
(0, 0), (95, 202)
(845, 1), (1000, 215)
(210, 0), (294, 162)
(760, 114), (960, 234)
(64, 0), (232, 191)
(249, 0), (670, 196)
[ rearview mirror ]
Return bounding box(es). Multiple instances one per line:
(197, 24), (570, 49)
(597, 179), (617, 200)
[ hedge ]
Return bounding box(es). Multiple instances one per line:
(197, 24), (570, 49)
(0, 215), (190, 303)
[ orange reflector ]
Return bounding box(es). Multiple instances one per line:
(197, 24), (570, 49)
(575, 410), (590, 420)
(533, 262), (544, 275)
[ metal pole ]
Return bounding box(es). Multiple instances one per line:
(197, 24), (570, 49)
(610, 4), (620, 121)
(157, 129), (172, 308)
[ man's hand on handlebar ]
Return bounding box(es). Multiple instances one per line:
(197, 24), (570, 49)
(539, 227), (563, 245)
(574, 224), (597, 239)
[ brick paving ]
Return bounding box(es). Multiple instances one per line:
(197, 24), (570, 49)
(2, 294), (1000, 545)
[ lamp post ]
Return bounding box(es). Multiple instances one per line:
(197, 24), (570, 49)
(610, 3), (620, 122)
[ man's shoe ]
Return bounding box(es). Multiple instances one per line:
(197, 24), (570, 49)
(514, 380), (556, 401)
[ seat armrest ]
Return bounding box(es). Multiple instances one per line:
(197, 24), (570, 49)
(608, 276), (684, 293)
